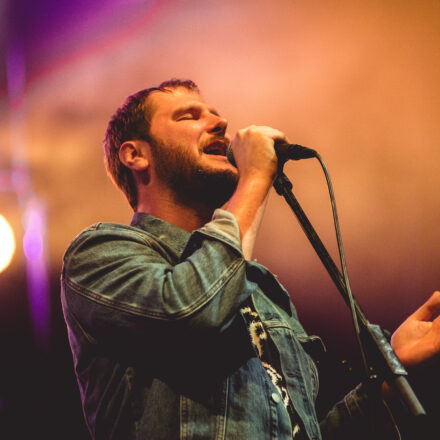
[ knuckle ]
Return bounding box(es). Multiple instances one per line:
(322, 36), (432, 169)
(247, 126), (259, 135)
(236, 128), (247, 139)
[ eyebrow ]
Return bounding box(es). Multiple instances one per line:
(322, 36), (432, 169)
(172, 103), (220, 118)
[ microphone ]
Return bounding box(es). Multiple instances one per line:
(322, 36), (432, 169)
(226, 141), (317, 167)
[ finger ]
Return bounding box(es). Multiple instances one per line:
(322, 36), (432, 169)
(411, 291), (440, 321)
(264, 127), (288, 144)
(249, 126), (287, 143)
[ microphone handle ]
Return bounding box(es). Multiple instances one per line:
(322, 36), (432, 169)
(275, 142), (317, 161)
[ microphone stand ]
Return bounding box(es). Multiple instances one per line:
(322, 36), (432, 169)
(273, 171), (425, 418)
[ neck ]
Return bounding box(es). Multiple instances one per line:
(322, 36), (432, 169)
(136, 186), (215, 232)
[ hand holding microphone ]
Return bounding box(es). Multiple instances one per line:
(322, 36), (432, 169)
(227, 126), (316, 175)
(227, 142), (316, 166)
(227, 125), (286, 182)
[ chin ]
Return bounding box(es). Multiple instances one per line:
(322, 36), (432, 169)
(182, 166), (239, 209)
(202, 155), (237, 173)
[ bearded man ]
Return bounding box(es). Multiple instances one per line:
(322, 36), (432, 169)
(61, 79), (440, 439)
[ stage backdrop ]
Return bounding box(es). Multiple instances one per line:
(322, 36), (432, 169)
(0, 0), (439, 437)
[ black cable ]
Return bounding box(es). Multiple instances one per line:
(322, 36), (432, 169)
(313, 153), (370, 382)
(274, 146), (425, 422)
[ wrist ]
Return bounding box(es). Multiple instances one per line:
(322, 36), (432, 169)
(236, 172), (274, 189)
(226, 174), (273, 239)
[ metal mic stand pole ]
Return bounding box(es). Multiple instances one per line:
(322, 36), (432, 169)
(273, 171), (425, 418)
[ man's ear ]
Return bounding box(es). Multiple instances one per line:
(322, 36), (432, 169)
(119, 140), (149, 171)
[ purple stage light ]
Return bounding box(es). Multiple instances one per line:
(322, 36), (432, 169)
(23, 208), (44, 260)
(7, 24), (51, 352)
(22, 198), (51, 352)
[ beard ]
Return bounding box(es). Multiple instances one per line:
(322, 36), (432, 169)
(148, 137), (239, 209)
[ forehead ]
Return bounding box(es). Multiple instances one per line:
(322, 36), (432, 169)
(147, 87), (207, 118)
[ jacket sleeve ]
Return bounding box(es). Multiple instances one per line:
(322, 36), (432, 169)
(319, 383), (401, 440)
(61, 210), (253, 348)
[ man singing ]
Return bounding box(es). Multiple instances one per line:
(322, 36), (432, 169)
(61, 79), (440, 439)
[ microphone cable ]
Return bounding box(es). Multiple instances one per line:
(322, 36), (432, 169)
(312, 151), (370, 383)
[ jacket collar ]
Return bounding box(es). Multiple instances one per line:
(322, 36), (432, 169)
(130, 212), (191, 256)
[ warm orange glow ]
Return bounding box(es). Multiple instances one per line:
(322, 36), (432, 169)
(0, 214), (16, 273)
(1, 0), (437, 316)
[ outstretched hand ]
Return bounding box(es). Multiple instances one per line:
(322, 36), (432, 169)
(391, 291), (440, 368)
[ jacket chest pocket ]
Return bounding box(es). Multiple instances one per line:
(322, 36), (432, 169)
(265, 325), (323, 401)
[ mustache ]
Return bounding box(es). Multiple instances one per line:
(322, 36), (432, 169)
(201, 135), (228, 148)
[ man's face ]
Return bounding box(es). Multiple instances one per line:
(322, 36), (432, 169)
(146, 87), (238, 208)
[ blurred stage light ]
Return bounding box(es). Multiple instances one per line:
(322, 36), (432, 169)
(23, 207), (44, 261)
(0, 214), (16, 273)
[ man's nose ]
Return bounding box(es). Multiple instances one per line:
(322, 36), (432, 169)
(209, 115), (227, 135)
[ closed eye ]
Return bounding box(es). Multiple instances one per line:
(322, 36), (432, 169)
(174, 105), (202, 121)
(177, 114), (197, 121)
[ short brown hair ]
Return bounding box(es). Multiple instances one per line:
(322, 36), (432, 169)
(103, 79), (199, 210)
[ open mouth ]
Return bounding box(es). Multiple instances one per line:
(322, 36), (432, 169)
(203, 141), (227, 156)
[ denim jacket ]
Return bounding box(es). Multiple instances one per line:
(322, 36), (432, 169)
(61, 210), (393, 440)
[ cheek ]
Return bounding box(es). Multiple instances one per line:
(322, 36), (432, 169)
(171, 124), (205, 145)
(150, 120), (206, 147)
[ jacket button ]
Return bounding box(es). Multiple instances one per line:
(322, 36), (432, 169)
(271, 392), (281, 404)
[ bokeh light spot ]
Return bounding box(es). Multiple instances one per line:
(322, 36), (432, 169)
(0, 215), (16, 273)
(23, 229), (43, 261)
